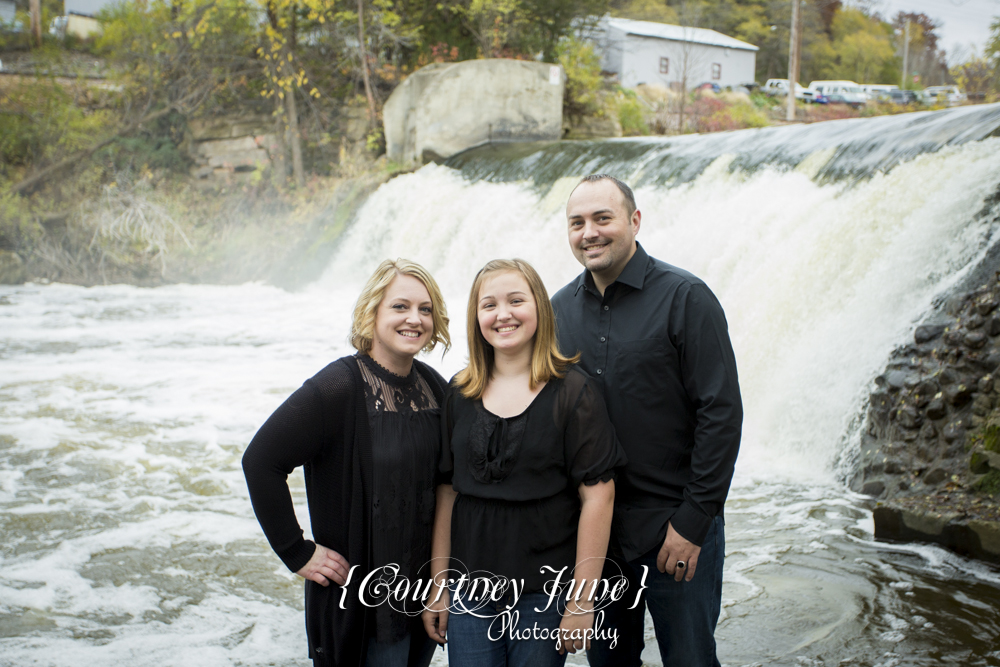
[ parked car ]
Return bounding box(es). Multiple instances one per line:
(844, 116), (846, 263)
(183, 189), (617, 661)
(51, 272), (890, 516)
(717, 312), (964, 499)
(695, 82), (721, 94)
(763, 78), (811, 100)
(922, 85), (967, 106)
(808, 80), (867, 108)
(884, 89), (920, 105)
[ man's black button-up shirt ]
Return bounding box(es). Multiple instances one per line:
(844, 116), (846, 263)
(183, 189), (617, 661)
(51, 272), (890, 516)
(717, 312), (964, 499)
(551, 243), (743, 559)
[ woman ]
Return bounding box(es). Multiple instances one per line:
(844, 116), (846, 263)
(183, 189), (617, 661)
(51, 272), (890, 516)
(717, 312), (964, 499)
(243, 258), (450, 667)
(422, 259), (625, 666)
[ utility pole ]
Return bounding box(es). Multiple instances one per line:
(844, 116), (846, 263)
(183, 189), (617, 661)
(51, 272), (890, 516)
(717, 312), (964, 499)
(30, 0), (41, 47)
(901, 19), (910, 89)
(786, 0), (801, 122)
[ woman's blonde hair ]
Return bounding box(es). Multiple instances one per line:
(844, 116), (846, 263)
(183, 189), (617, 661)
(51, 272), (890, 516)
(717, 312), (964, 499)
(454, 259), (577, 399)
(350, 258), (451, 355)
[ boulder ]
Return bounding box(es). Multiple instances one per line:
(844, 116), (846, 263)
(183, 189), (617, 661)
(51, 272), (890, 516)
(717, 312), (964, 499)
(384, 59), (564, 166)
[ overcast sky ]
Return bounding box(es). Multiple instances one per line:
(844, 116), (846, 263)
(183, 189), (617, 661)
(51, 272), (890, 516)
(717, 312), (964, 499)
(873, 0), (1000, 60)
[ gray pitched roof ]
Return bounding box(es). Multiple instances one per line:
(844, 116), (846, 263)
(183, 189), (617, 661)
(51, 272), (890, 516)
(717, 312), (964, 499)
(603, 17), (759, 52)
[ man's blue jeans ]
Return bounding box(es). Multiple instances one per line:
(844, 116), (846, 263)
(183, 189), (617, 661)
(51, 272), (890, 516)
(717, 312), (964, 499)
(587, 516), (725, 667)
(446, 590), (567, 667)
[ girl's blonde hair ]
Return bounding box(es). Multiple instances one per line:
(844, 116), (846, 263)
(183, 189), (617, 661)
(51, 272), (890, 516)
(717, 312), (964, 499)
(454, 259), (577, 399)
(350, 258), (451, 355)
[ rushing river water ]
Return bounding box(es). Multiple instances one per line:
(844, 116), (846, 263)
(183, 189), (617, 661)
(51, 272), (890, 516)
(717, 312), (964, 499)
(4, 106), (1000, 666)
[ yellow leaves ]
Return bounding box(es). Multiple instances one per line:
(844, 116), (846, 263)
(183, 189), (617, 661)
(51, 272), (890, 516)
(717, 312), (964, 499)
(171, 31), (182, 38)
(310, 88), (320, 98)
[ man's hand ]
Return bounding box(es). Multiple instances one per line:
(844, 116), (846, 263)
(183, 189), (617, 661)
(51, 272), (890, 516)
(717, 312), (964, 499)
(656, 522), (701, 582)
(422, 587), (450, 645)
(295, 544), (350, 586)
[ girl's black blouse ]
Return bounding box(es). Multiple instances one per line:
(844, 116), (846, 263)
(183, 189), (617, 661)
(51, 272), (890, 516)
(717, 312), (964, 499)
(440, 366), (626, 593)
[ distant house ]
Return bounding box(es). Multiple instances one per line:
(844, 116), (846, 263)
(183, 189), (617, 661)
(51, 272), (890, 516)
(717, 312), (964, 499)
(591, 16), (758, 89)
(55, 0), (113, 38)
(0, 0), (16, 25)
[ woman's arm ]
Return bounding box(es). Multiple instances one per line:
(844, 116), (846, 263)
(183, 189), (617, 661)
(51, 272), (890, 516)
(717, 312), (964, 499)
(559, 479), (615, 655)
(242, 377), (349, 580)
(422, 483), (457, 645)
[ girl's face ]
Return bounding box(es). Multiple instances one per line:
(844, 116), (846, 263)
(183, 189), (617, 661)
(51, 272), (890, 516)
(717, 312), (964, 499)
(371, 274), (434, 364)
(477, 270), (538, 355)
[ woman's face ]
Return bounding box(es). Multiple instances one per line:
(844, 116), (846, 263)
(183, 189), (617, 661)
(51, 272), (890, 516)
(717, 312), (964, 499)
(477, 270), (538, 354)
(371, 274), (434, 364)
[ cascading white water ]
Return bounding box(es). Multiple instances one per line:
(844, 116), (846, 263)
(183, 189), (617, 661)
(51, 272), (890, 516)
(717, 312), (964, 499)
(320, 136), (1000, 484)
(4, 106), (1000, 667)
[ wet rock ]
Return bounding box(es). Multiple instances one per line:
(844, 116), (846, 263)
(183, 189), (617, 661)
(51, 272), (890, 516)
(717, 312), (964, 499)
(989, 317), (1000, 336)
(925, 396), (947, 420)
(915, 324), (947, 344)
(897, 406), (923, 429)
(944, 330), (966, 347)
(920, 421), (938, 439)
(977, 351), (1000, 371)
(971, 451), (991, 474)
(923, 468), (948, 485)
(940, 368), (960, 385)
(965, 332), (988, 349)
(862, 480), (886, 497)
(912, 380), (939, 407)
(978, 375), (994, 393)
(899, 479), (910, 490)
(942, 420), (966, 443)
(973, 394), (993, 417)
(945, 383), (973, 406)
(885, 458), (907, 474)
(874, 504), (1000, 565)
(976, 297), (999, 316)
(967, 314), (985, 330)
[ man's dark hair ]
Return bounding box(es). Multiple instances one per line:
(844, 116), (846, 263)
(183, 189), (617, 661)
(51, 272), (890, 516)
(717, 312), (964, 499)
(578, 174), (637, 217)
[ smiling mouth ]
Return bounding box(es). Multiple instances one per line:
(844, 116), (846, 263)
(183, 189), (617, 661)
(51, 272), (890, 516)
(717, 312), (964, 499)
(496, 325), (518, 333)
(397, 330), (422, 338)
(583, 242), (609, 252)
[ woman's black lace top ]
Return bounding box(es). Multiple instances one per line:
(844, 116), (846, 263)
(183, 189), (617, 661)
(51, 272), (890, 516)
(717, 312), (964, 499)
(356, 353), (441, 644)
(440, 366), (626, 593)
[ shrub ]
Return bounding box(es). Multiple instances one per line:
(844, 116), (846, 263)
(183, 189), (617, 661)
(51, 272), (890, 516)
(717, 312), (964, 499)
(556, 37), (602, 121)
(614, 88), (649, 136)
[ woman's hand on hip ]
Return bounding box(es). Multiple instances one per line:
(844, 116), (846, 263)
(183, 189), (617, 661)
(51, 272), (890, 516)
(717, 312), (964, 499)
(295, 543), (350, 586)
(422, 587), (450, 645)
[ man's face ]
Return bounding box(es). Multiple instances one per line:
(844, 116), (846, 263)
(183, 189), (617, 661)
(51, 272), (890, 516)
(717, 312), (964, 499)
(566, 179), (640, 280)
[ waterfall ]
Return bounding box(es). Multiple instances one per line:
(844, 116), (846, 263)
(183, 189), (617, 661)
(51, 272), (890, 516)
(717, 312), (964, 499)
(318, 104), (1000, 484)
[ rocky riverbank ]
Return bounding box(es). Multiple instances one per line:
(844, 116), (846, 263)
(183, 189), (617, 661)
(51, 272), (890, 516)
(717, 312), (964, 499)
(852, 184), (1000, 563)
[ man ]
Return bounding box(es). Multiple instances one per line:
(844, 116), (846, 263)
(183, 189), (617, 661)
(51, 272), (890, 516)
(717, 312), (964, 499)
(551, 174), (743, 667)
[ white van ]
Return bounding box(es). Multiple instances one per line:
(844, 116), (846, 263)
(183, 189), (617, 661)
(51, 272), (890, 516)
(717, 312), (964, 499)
(860, 84), (898, 100)
(808, 80), (867, 107)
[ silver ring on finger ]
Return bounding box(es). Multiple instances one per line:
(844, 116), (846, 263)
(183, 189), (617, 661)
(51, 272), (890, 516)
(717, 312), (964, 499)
(676, 560), (686, 570)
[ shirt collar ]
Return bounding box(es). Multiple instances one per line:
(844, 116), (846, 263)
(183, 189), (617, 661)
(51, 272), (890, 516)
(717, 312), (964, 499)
(573, 242), (649, 296)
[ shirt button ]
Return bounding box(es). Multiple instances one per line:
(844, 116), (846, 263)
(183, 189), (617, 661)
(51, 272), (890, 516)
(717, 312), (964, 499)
(600, 336), (606, 342)
(603, 305), (609, 311)
(596, 369), (603, 375)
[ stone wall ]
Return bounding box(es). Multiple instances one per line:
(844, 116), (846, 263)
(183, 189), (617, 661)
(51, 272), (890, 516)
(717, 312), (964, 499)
(185, 116), (277, 179)
(383, 59), (565, 166)
(853, 185), (1000, 563)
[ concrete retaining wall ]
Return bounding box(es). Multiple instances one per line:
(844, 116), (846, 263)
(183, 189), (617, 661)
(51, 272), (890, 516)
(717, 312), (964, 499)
(384, 59), (564, 166)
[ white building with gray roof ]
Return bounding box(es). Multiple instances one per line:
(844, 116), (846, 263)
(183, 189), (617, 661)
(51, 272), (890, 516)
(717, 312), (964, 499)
(592, 16), (758, 90)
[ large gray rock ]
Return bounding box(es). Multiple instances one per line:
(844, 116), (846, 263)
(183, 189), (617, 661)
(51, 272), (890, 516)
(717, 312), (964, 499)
(384, 59), (564, 166)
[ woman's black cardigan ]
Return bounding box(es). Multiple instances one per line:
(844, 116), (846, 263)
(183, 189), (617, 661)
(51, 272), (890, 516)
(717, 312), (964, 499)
(242, 355), (447, 667)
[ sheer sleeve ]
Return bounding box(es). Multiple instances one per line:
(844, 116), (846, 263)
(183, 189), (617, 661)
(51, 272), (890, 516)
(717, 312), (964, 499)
(438, 383), (457, 485)
(558, 369), (628, 488)
(242, 379), (329, 573)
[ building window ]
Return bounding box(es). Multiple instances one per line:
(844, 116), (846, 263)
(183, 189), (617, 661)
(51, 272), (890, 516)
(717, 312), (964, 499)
(659, 57), (669, 74)
(712, 63), (722, 80)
